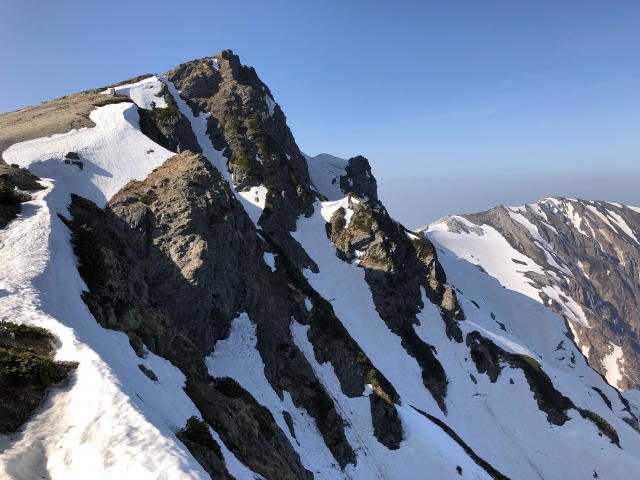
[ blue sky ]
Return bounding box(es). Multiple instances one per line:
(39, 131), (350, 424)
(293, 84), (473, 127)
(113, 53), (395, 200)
(1, 1), (639, 227)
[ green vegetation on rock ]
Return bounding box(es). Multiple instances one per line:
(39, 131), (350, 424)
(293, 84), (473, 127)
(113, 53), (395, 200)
(178, 416), (222, 454)
(0, 349), (60, 385)
(138, 189), (158, 205)
(0, 320), (53, 341)
(0, 321), (77, 433)
(412, 235), (435, 260)
(329, 207), (346, 234)
(226, 115), (245, 136)
(578, 409), (620, 446)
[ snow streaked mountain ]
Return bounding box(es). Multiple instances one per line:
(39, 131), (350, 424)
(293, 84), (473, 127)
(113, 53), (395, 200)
(425, 198), (640, 392)
(1, 51), (640, 479)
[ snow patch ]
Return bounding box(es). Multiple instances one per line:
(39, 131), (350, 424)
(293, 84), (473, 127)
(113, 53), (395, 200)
(264, 95), (276, 116)
(320, 196), (358, 228)
(303, 153), (348, 201)
(237, 185), (268, 224)
(263, 252), (277, 272)
(602, 342), (624, 387)
(4, 103), (173, 207)
(607, 210), (640, 245)
(0, 185), (210, 479)
(207, 314), (350, 478)
(103, 76), (168, 110)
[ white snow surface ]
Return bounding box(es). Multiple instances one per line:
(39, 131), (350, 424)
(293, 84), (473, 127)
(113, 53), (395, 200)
(4, 103), (174, 207)
(4, 78), (640, 479)
(263, 252), (277, 272)
(603, 342), (625, 388)
(207, 314), (353, 479)
(608, 210), (640, 245)
(428, 215), (590, 328)
(292, 199), (640, 478)
(237, 185), (268, 224)
(103, 76), (168, 109)
(422, 232), (640, 478)
(320, 196), (358, 227)
(302, 153), (348, 201)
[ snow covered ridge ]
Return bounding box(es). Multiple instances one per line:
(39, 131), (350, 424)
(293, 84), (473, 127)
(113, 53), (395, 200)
(3, 50), (640, 479)
(425, 196), (640, 391)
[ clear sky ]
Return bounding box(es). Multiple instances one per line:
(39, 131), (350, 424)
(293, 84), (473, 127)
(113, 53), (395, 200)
(1, 1), (639, 227)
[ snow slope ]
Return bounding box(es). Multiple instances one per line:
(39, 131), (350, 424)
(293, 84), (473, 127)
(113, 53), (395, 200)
(0, 183), (212, 479)
(303, 153), (348, 201)
(3, 102), (173, 207)
(0, 99), (255, 479)
(286, 179), (640, 478)
(103, 76), (168, 109)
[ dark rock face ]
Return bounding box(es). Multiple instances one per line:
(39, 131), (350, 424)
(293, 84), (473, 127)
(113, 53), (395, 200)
(461, 198), (640, 390)
(340, 155), (379, 205)
(466, 331), (574, 426)
(0, 164), (44, 228)
(177, 416), (234, 480)
(370, 393), (402, 449)
(137, 84), (202, 155)
(108, 151), (260, 354)
(466, 331), (502, 383)
(66, 151), (364, 474)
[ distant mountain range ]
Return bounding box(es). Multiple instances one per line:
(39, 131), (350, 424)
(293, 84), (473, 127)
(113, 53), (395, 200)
(1, 50), (639, 479)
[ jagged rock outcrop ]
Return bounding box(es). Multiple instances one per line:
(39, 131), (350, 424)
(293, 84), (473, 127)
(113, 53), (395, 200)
(165, 50), (317, 270)
(339, 155), (378, 204)
(131, 80), (202, 155)
(325, 172), (464, 412)
(108, 151), (260, 353)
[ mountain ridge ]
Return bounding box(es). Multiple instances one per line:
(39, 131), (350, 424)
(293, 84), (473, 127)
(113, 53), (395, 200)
(1, 51), (640, 479)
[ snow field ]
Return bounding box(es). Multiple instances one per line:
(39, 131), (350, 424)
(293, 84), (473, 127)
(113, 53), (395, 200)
(424, 239), (640, 478)
(289, 189), (640, 478)
(290, 320), (492, 480)
(4, 102), (174, 207)
(102, 76), (168, 110)
(0, 186), (210, 479)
